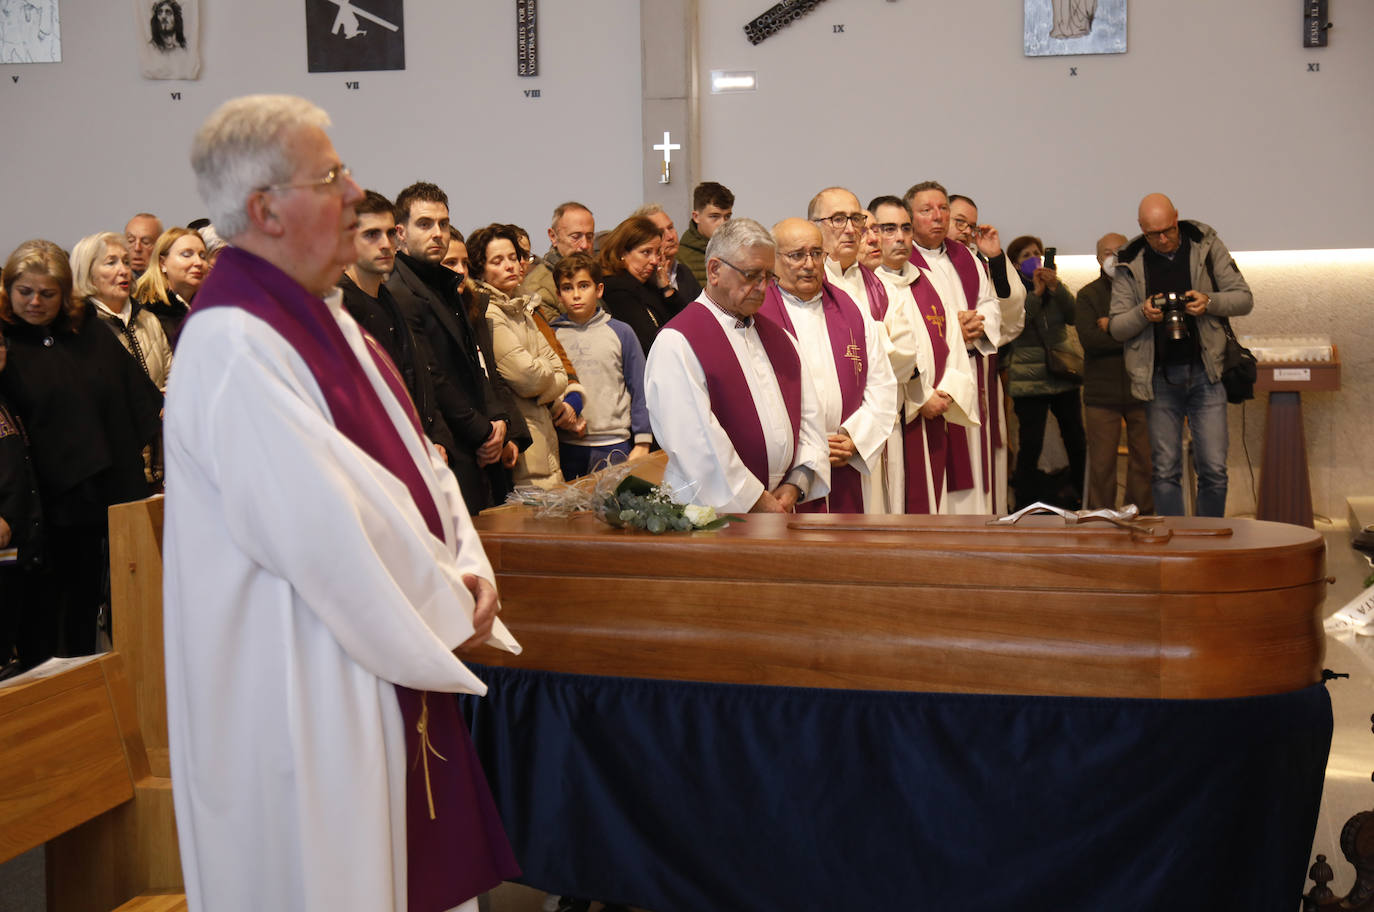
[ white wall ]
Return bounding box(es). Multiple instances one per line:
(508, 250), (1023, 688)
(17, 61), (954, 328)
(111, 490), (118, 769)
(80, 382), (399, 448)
(0, 0), (644, 256)
(698, 0), (1374, 253)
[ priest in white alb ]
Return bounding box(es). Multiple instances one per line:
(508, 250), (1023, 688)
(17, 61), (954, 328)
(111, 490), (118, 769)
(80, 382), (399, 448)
(163, 95), (521, 912)
(903, 180), (1013, 515)
(810, 187), (907, 510)
(644, 218), (830, 514)
(870, 196), (979, 513)
(949, 193), (1026, 514)
(759, 218), (895, 513)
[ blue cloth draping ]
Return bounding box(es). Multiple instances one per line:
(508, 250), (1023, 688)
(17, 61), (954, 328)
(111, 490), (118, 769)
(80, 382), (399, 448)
(461, 665), (1330, 912)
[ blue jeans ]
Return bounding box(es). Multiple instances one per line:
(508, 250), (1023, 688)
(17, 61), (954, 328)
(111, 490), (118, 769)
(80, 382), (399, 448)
(559, 441), (631, 480)
(1148, 361), (1228, 517)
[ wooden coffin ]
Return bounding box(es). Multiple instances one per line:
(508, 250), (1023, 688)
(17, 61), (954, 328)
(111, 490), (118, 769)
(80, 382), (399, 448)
(472, 512), (1327, 699)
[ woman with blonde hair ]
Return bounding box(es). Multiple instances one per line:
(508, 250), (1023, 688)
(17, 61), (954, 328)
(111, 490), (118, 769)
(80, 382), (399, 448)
(72, 231), (173, 391)
(132, 226), (208, 347)
(0, 239), (161, 663)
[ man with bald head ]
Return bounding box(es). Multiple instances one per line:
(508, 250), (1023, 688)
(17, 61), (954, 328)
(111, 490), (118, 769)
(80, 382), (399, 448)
(758, 218), (895, 513)
(645, 218), (830, 514)
(1075, 231), (1152, 512)
(1108, 193), (1252, 516)
(124, 212), (163, 278)
(809, 187), (889, 323)
(519, 200), (595, 321)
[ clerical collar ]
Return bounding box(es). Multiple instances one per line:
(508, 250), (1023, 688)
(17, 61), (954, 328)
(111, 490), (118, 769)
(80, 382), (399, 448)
(780, 287), (821, 307)
(915, 242), (945, 258)
(825, 257), (857, 280)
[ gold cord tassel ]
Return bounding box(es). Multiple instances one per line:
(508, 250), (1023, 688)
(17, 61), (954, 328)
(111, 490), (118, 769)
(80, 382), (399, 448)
(412, 693), (449, 820)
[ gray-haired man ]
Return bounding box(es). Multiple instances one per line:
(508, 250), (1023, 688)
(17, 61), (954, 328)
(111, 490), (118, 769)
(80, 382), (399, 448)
(163, 94), (518, 912)
(644, 217), (830, 514)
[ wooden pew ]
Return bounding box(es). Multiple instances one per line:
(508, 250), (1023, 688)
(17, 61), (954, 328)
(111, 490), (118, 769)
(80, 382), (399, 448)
(0, 494), (184, 911)
(0, 651), (184, 911)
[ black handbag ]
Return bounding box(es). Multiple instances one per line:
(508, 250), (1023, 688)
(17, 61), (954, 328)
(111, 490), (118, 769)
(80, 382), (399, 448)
(1219, 317), (1256, 404)
(1201, 251), (1256, 404)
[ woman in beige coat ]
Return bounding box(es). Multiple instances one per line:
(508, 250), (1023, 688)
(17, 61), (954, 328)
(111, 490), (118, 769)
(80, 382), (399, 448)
(471, 223), (568, 489)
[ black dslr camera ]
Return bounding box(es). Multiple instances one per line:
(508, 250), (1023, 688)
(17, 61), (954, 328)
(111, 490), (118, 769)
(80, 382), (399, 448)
(1154, 292), (1191, 342)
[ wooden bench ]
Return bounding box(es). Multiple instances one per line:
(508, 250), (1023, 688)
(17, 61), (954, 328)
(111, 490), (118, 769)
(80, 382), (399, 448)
(0, 493), (184, 911)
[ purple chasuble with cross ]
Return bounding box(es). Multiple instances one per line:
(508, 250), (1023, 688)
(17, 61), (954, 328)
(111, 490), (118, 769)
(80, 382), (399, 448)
(666, 299), (802, 496)
(759, 281), (867, 513)
(909, 242), (981, 497)
(193, 247), (520, 912)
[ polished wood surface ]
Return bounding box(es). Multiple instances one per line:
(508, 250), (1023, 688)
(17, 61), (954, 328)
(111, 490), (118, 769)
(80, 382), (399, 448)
(1253, 348), (1339, 527)
(1258, 391), (1316, 527)
(472, 512), (1327, 699)
(110, 894), (188, 912)
(1255, 346), (1341, 393)
(109, 496), (170, 776)
(0, 654), (137, 864)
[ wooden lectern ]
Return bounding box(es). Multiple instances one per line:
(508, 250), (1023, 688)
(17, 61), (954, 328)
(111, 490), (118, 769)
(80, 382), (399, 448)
(1255, 346), (1341, 527)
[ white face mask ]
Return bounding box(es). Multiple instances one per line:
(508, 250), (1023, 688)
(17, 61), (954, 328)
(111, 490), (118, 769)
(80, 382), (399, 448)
(1100, 253), (1117, 274)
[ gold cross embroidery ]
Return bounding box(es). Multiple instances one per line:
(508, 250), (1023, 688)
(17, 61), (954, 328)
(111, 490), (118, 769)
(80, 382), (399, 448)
(844, 330), (863, 376)
(924, 310), (945, 336)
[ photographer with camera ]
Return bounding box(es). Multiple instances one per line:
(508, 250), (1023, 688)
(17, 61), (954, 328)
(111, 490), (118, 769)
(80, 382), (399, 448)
(1108, 193), (1252, 517)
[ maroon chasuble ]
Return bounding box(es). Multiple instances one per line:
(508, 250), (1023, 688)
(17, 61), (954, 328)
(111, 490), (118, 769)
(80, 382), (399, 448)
(759, 282), (867, 513)
(192, 247), (519, 912)
(665, 299), (802, 495)
(908, 243), (979, 495)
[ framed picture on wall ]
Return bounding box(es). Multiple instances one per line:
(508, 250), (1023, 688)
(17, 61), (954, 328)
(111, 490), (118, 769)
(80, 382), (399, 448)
(1, 0), (61, 63)
(136, 0), (201, 80)
(306, 0), (405, 73)
(1024, 0), (1126, 56)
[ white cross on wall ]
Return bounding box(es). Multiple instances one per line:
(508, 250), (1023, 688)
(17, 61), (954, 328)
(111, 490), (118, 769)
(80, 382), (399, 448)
(653, 131), (681, 164)
(653, 131), (682, 184)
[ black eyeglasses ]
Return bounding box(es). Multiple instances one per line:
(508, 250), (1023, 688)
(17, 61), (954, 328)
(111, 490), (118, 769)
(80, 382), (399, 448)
(811, 213), (866, 231)
(718, 258), (777, 288)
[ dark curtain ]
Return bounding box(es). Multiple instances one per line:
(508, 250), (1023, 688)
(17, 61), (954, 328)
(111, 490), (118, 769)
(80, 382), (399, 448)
(462, 666), (1330, 912)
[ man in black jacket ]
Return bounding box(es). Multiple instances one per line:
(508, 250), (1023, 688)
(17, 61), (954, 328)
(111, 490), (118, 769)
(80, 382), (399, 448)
(386, 182), (528, 513)
(339, 190), (457, 465)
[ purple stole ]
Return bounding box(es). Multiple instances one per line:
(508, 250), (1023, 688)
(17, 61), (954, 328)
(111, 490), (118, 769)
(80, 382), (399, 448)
(903, 277), (953, 514)
(975, 253), (1005, 465)
(667, 299), (802, 492)
(859, 264), (890, 322)
(759, 282), (867, 513)
(193, 248), (519, 912)
(908, 243), (978, 496)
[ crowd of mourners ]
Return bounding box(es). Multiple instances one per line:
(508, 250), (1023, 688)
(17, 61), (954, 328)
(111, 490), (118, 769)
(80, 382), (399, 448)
(0, 175), (1243, 694)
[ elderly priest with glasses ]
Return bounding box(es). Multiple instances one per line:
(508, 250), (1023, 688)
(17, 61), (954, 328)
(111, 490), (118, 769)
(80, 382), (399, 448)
(162, 95), (521, 912)
(645, 217), (830, 514)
